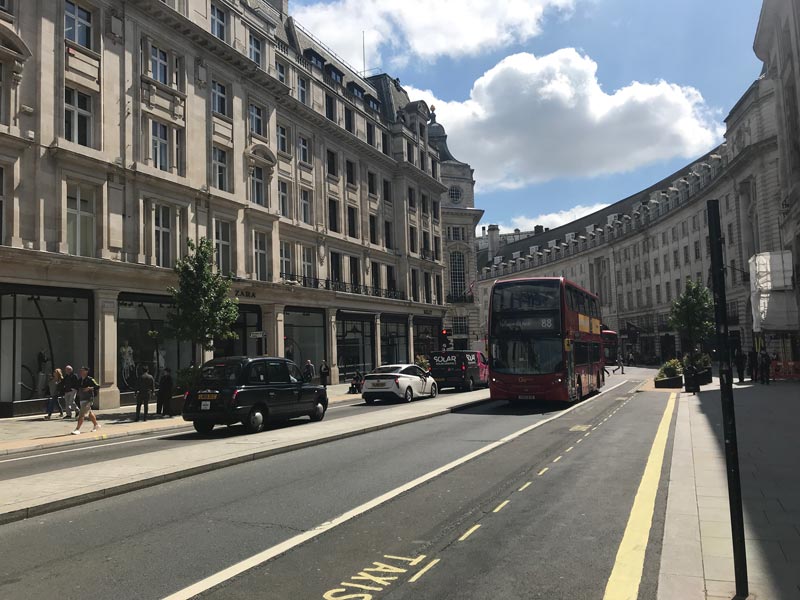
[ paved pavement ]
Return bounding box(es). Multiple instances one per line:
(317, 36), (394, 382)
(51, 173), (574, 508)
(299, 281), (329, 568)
(0, 383), (357, 456)
(658, 376), (800, 599)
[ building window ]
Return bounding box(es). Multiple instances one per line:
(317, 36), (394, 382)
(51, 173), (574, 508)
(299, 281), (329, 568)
(433, 201), (440, 220)
(64, 87), (92, 147)
(298, 136), (309, 163)
(214, 220), (231, 274)
(278, 180), (289, 217)
(330, 251), (342, 282)
(326, 150), (338, 177)
(346, 160), (356, 186)
(0, 167), (4, 244)
(328, 198), (339, 232)
(249, 32), (262, 66)
(154, 205), (171, 267)
(250, 166), (265, 206)
(411, 269), (419, 302)
(280, 240), (292, 276)
(727, 223), (734, 245)
(211, 80), (227, 115)
(344, 107), (354, 133)
(654, 257), (660, 274)
(66, 183), (95, 257)
(449, 186), (462, 203)
(409, 225), (417, 253)
(302, 245), (314, 279)
(431, 159), (438, 179)
(406, 140), (415, 164)
(366, 122), (375, 146)
(450, 251), (465, 297)
(212, 146), (228, 191)
(730, 260), (737, 285)
(383, 179), (392, 202)
(275, 60), (286, 84)
(387, 265), (396, 291)
(254, 231), (269, 281)
(381, 132), (390, 155)
(683, 245), (690, 265)
(452, 316), (468, 335)
(656, 284), (662, 304)
(421, 194), (428, 214)
(673, 250), (679, 268)
(424, 272), (432, 303)
(325, 94), (336, 121)
(384, 220), (393, 249)
(371, 261), (381, 291)
(277, 124), (288, 153)
(369, 214), (377, 244)
(249, 104), (263, 136)
(675, 278), (681, 296)
(663, 253), (669, 272)
(407, 187), (416, 209)
(694, 240), (701, 260)
(666, 281), (672, 302)
(152, 121), (169, 171)
(151, 45), (169, 85)
(300, 189), (311, 224)
(65, 1), (92, 50)
(210, 3), (226, 41)
(434, 236), (441, 261)
(347, 205), (358, 238)
(350, 256), (360, 287)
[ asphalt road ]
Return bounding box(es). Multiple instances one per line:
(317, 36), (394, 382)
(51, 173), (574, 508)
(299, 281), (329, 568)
(0, 378), (671, 600)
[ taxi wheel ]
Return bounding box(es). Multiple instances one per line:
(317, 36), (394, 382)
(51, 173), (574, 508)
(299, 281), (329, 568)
(309, 399), (327, 422)
(244, 405), (266, 434)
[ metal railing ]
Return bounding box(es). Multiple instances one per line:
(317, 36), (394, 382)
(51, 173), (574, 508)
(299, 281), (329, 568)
(447, 293), (475, 304)
(279, 273), (407, 300)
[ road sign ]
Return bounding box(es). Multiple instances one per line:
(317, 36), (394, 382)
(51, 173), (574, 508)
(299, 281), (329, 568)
(249, 331), (266, 339)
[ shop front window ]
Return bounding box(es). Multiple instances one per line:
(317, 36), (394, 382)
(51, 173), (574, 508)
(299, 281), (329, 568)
(284, 308), (325, 379)
(413, 320), (439, 359)
(0, 288), (91, 409)
(337, 315), (374, 382)
(213, 305), (261, 358)
(380, 319), (408, 365)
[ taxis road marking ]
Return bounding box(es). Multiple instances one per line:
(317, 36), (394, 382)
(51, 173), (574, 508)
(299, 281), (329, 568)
(603, 393), (676, 600)
(162, 380), (630, 600)
(408, 558), (440, 583)
(493, 500), (510, 513)
(459, 524), (481, 541)
(518, 481), (532, 491)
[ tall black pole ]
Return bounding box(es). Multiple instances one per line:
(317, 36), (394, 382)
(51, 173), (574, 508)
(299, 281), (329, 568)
(707, 199), (749, 598)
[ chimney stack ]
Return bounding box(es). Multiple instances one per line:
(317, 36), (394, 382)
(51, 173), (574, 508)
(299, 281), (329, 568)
(534, 225), (544, 234)
(488, 224), (500, 261)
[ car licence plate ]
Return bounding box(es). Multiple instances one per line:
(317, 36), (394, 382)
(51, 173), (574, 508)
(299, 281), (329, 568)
(200, 401), (211, 410)
(372, 382), (386, 388)
(198, 393), (216, 400)
(518, 395), (536, 400)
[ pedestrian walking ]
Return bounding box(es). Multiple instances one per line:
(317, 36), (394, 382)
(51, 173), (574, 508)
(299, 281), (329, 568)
(72, 367), (100, 435)
(303, 359), (316, 382)
(62, 365), (80, 419)
(627, 351), (635, 367)
(157, 367), (173, 416)
(136, 365), (155, 421)
(747, 348), (758, 382)
(45, 368), (65, 420)
(611, 355), (624, 374)
(734, 348), (746, 383)
(319, 360), (330, 389)
(759, 349), (771, 385)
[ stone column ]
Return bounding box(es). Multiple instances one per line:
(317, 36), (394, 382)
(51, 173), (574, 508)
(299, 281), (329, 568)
(275, 304), (285, 358)
(327, 307), (340, 383)
(94, 289), (120, 409)
(374, 313), (382, 368)
(407, 314), (415, 363)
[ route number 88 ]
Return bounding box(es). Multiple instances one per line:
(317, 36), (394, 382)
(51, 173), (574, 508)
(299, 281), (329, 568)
(540, 318), (553, 329)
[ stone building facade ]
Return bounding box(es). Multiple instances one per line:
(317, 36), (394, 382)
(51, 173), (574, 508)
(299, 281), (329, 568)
(476, 76), (792, 363)
(0, 0), (456, 415)
(428, 111), (483, 351)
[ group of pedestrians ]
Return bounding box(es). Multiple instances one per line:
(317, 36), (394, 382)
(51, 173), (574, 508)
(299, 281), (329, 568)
(135, 366), (173, 422)
(45, 364), (101, 435)
(738, 347), (775, 385)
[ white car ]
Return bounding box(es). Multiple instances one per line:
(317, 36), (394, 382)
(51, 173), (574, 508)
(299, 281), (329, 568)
(362, 364), (438, 404)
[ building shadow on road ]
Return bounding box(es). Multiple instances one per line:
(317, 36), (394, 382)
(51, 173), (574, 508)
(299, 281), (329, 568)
(454, 397), (587, 417)
(693, 380), (800, 597)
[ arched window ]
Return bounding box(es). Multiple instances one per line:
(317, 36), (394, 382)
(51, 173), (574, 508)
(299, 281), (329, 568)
(450, 251), (465, 297)
(448, 186), (462, 204)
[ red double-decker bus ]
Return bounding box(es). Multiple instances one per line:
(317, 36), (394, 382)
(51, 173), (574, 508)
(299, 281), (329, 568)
(487, 277), (604, 403)
(601, 329), (619, 369)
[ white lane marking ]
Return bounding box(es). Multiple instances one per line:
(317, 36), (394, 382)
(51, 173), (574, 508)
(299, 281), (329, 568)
(162, 380), (630, 600)
(0, 402), (374, 464)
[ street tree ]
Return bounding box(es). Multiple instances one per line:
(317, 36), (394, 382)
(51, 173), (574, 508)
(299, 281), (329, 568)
(160, 237), (239, 367)
(668, 279), (714, 366)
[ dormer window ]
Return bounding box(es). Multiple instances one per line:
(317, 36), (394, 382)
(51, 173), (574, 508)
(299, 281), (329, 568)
(347, 82), (364, 99)
(365, 94), (380, 112)
(325, 64), (344, 85)
(304, 48), (325, 70)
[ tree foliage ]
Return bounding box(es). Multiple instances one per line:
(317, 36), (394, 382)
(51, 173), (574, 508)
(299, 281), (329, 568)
(668, 279), (714, 358)
(162, 237), (239, 357)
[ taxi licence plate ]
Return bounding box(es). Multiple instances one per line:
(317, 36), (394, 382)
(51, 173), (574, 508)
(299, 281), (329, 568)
(200, 401), (211, 410)
(198, 393), (216, 400)
(518, 395), (536, 400)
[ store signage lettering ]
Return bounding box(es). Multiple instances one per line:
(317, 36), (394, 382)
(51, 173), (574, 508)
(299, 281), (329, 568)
(235, 290), (256, 299)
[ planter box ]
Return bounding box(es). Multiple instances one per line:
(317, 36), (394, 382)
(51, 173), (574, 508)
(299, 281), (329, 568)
(654, 375), (683, 388)
(698, 369), (712, 384)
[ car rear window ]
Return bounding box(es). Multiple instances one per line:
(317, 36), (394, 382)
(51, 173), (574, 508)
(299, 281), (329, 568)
(200, 362), (242, 387)
(371, 366), (403, 374)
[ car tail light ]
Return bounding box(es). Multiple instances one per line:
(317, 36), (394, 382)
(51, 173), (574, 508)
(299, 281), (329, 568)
(394, 377), (400, 387)
(461, 364), (466, 371)
(230, 390), (240, 404)
(183, 391), (190, 400)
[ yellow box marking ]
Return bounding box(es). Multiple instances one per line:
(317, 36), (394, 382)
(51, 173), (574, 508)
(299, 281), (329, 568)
(537, 467), (549, 476)
(603, 393), (676, 600)
(493, 500), (510, 513)
(518, 482), (532, 492)
(565, 446), (574, 453)
(553, 455), (562, 463)
(408, 558), (440, 583)
(458, 524), (481, 541)
(383, 554), (426, 566)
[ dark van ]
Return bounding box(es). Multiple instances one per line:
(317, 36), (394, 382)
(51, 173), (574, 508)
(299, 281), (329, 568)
(429, 350), (489, 392)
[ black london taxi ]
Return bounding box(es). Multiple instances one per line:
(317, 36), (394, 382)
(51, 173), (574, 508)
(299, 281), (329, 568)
(182, 356), (328, 435)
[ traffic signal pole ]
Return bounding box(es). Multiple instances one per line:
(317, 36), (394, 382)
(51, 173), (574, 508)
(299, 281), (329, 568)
(707, 199), (749, 599)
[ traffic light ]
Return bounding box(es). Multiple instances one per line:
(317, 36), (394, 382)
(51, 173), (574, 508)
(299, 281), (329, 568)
(440, 328), (452, 348)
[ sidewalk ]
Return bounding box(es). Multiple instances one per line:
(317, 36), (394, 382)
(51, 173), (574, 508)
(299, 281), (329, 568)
(0, 383), (358, 456)
(658, 378), (800, 599)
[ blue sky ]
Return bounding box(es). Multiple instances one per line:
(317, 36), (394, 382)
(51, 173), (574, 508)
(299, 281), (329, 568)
(291, 0), (764, 231)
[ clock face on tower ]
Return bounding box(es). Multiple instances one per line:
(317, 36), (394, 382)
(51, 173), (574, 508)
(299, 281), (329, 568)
(448, 186), (462, 205)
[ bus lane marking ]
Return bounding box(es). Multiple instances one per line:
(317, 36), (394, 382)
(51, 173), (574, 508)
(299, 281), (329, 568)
(565, 446), (574, 453)
(493, 500), (510, 513)
(553, 455), (562, 463)
(537, 467), (549, 476)
(323, 554), (433, 600)
(518, 482), (532, 491)
(603, 393), (676, 600)
(459, 524), (481, 541)
(408, 559), (440, 583)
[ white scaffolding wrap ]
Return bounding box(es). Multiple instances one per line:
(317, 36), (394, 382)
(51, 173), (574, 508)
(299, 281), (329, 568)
(749, 252), (799, 331)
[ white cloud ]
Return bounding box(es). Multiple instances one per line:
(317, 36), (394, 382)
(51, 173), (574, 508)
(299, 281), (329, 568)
(291, 0), (574, 69)
(407, 49), (724, 190)
(499, 203), (610, 233)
